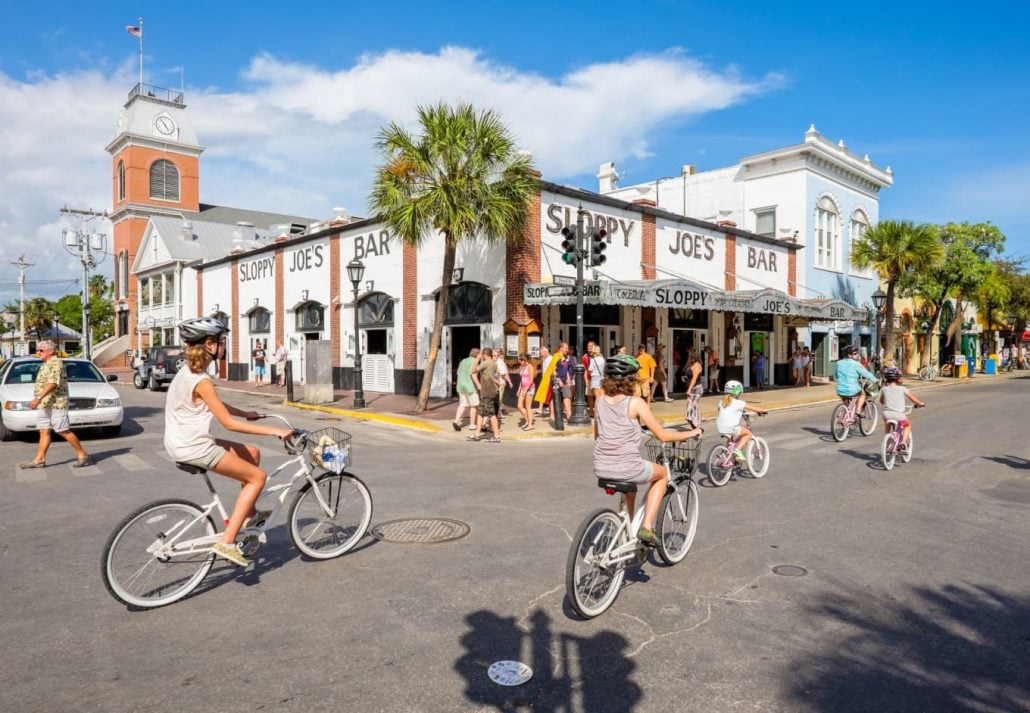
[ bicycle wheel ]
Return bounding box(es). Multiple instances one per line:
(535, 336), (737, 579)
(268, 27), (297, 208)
(656, 479), (699, 565)
(566, 508), (627, 619)
(831, 404), (850, 442)
(858, 401), (879, 436)
(902, 431), (913, 463)
(706, 444), (734, 486)
(102, 499), (217, 609)
(880, 433), (896, 471)
(747, 437), (770, 478)
(289, 472), (373, 559)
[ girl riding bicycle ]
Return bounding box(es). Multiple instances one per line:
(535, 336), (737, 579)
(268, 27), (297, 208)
(879, 367), (924, 445)
(593, 355), (702, 547)
(715, 380), (768, 459)
(164, 317), (292, 567)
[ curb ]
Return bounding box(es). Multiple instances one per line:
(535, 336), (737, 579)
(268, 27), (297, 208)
(284, 401), (443, 433)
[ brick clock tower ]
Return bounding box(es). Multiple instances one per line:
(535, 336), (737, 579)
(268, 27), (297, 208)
(106, 84), (203, 340)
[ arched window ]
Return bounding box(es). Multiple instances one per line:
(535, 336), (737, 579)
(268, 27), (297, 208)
(850, 208), (870, 276)
(441, 283), (492, 325)
(248, 307), (271, 334)
(149, 159), (180, 201)
(358, 292), (395, 327)
(815, 196), (839, 270)
(118, 251), (129, 299)
(117, 160), (125, 202)
(295, 301), (324, 331)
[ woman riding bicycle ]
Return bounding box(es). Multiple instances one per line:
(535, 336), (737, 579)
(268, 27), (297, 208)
(164, 317), (292, 567)
(879, 367), (924, 445)
(834, 344), (877, 415)
(593, 354), (702, 547)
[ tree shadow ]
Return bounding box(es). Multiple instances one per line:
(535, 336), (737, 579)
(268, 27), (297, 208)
(981, 455), (1030, 470)
(456, 608), (642, 712)
(786, 583), (1030, 712)
(839, 448), (883, 469)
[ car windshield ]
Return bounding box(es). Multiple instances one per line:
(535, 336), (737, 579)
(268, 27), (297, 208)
(3, 360), (107, 384)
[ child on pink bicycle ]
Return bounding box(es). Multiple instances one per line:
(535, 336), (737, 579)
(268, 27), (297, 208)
(715, 380), (768, 459)
(879, 367), (924, 444)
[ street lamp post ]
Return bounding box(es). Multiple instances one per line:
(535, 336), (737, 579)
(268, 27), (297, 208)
(53, 312), (60, 354)
(568, 206), (591, 426)
(346, 258), (366, 409)
(871, 288), (887, 370)
(60, 207), (108, 362)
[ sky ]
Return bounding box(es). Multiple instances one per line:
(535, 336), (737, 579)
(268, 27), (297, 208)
(1, 0), (1028, 307)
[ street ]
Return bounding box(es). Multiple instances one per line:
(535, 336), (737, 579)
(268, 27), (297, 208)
(1, 376), (1028, 712)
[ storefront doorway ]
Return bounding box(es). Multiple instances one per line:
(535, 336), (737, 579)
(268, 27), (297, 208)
(744, 313), (773, 387)
(671, 329), (707, 393)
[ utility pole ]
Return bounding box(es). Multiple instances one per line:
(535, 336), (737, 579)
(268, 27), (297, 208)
(9, 255), (33, 354)
(59, 207), (108, 361)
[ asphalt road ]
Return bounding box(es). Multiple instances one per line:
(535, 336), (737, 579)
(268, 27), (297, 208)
(1, 376), (1028, 712)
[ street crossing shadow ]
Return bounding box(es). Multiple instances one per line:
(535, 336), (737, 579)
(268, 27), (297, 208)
(456, 608), (641, 712)
(786, 583), (1030, 712)
(982, 455), (1030, 470)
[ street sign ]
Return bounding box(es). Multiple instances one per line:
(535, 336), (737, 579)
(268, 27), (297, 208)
(552, 275), (576, 286)
(546, 285), (574, 297)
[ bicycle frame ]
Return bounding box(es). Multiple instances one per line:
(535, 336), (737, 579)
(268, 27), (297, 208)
(714, 413), (757, 468)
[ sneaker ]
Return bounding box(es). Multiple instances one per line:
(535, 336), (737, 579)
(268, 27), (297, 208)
(211, 541), (251, 567)
(637, 527), (660, 547)
(466, 434), (481, 442)
(733, 449), (746, 461)
(452, 421), (462, 432)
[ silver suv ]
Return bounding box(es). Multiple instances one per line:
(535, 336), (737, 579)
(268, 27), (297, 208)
(133, 346), (186, 391)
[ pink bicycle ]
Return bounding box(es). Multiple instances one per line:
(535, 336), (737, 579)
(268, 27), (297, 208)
(706, 413), (769, 486)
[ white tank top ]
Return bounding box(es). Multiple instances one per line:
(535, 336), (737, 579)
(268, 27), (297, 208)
(164, 368), (218, 462)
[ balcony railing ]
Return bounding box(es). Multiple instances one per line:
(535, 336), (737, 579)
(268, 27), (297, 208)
(128, 83), (184, 105)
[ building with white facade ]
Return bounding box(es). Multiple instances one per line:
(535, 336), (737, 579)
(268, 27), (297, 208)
(601, 124), (893, 377)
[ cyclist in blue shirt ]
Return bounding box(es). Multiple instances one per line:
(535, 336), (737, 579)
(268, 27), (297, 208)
(834, 344), (877, 415)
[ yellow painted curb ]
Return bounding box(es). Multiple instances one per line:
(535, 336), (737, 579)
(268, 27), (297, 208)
(285, 401), (443, 433)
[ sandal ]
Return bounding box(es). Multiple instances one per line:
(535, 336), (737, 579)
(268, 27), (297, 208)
(18, 461), (46, 469)
(73, 456), (93, 468)
(466, 435), (481, 442)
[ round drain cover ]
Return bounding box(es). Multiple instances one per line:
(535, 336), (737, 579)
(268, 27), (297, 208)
(371, 518), (470, 544)
(488, 660), (532, 686)
(772, 565), (809, 577)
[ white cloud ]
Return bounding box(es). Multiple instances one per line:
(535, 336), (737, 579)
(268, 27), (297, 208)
(0, 46), (779, 304)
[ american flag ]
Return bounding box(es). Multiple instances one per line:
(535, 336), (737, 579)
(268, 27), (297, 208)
(126, 25), (141, 37)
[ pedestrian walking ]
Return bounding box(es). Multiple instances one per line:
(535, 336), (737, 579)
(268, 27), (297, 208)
(18, 340), (92, 469)
(274, 340), (288, 386)
(651, 343), (673, 402)
(802, 347), (812, 387)
(587, 344), (606, 416)
(635, 344), (657, 403)
(252, 340), (267, 387)
(792, 348), (803, 385)
(468, 347), (502, 442)
(516, 353), (536, 431)
(707, 346), (721, 392)
(452, 347), (480, 432)
(495, 350), (513, 416)
(554, 342), (574, 423)
(533, 345), (553, 417)
(753, 350), (767, 389)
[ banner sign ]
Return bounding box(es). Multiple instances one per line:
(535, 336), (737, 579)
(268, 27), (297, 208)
(523, 280), (869, 323)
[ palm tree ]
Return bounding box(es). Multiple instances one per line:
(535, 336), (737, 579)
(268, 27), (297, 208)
(852, 220), (943, 364)
(369, 102), (537, 411)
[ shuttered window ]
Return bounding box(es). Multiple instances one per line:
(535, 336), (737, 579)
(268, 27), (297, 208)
(149, 159), (180, 201)
(117, 161), (125, 201)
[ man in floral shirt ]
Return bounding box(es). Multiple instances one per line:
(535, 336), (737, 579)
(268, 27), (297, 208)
(19, 340), (91, 469)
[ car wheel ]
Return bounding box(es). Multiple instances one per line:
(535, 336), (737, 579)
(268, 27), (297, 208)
(0, 417), (14, 442)
(148, 373), (159, 391)
(133, 372), (146, 389)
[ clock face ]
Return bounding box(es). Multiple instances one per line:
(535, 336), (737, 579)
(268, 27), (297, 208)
(154, 116), (176, 136)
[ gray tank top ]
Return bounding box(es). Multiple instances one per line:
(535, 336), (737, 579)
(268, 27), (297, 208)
(593, 395), (643, 480)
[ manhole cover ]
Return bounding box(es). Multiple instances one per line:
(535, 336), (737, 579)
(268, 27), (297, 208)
(488, 660), (533, 686)
(371, 518), (470, 544)
(772, 565), (809, 577)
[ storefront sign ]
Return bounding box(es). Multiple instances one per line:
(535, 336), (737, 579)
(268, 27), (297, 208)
(543, 203), (636, 243)
(746, 247), (779, 272)
(669, 231), (715, 261)
(288, 244), (325, 272)
(655, 285), (711, 307)
(239, 255), (275, 282)
(354, 230), (393, 259)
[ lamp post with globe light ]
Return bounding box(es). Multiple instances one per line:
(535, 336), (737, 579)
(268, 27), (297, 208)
(347, 258), (366, 409)
(871, 288), (887, 370)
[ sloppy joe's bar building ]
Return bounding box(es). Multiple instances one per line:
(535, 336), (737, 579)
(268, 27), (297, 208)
(191, 179), (866, 396)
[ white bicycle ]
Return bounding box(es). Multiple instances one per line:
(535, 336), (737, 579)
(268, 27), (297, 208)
(566, 432), (701, 619)
(102, 415), (372, 609)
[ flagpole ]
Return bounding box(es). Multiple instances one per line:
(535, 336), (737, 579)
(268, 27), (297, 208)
(138, 17), (144, 89)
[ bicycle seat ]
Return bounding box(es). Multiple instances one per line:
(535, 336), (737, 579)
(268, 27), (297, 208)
(176, 462), (207, 475)
(597, 479), (637, 493)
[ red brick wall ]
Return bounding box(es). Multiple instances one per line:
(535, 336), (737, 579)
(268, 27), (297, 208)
(112, 215), (149, 338)
(275, 248), (285, 341)
(230, 262), (239, 362)
(403, 242), (418, 369)
(640, 210), (656, 280)
(113, 146), (200, 213)
(787, 248), (797, 297)
(329, 235), (341, 368)
(196, 268), (204, 319)
(724, 234), (736, 291)
(505, 191), (542, 325)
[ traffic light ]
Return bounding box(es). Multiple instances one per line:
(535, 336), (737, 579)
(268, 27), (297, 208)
(561, 226), (578, 265)
(590, 228), (607, 266)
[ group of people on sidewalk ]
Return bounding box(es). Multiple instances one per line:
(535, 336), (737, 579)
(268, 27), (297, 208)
(250, 340), (289, 387)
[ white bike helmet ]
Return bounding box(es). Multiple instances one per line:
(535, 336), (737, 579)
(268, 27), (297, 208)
(724, 380), (743, 396)
(178, 316), (229, 345)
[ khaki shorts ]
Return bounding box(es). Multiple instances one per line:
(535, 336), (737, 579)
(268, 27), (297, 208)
(178, 447), (227, 471)
(458, 391), (480, 408)
(37, 407), (70, 432)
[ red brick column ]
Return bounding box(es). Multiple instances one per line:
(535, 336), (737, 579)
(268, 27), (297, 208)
(196, 268), (204, 319)
(505, 190), (542, 325)
(230, 261), (239, 363)
(641, 211), (656, 280)
(787, 248), (797, 297)
(275, 247), (285, 341)
(329, 235), (341, 370)
(403, 242), (418, 369)
(724, 234), (736, 291)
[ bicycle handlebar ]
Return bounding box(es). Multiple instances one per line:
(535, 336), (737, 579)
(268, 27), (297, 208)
(242, 413), (309, 453)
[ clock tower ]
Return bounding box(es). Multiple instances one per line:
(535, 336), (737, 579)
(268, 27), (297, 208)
(106, 83), (203, 339)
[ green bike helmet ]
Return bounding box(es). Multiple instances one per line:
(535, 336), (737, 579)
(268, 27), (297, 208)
(724, 380), (744, 396)
(605, 354), (640, 380)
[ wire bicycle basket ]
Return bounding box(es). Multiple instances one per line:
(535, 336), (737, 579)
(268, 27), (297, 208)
(305, 426), (353, 474)
(644, 434), (701, 474)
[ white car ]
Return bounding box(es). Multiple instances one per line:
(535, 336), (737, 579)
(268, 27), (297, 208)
(0, 356), (124, 440)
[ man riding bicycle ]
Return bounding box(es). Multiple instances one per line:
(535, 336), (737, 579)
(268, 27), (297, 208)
(834, 344), (877, 415)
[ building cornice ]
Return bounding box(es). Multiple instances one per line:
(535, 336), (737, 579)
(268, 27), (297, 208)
(741, 128), (893, 190)
(105, 132), (205, 157)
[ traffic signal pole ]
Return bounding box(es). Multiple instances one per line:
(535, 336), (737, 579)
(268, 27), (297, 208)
(568, 206), (591, 425)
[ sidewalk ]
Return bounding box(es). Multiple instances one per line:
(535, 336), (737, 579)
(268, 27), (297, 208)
(115, 366), (1012, 441)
